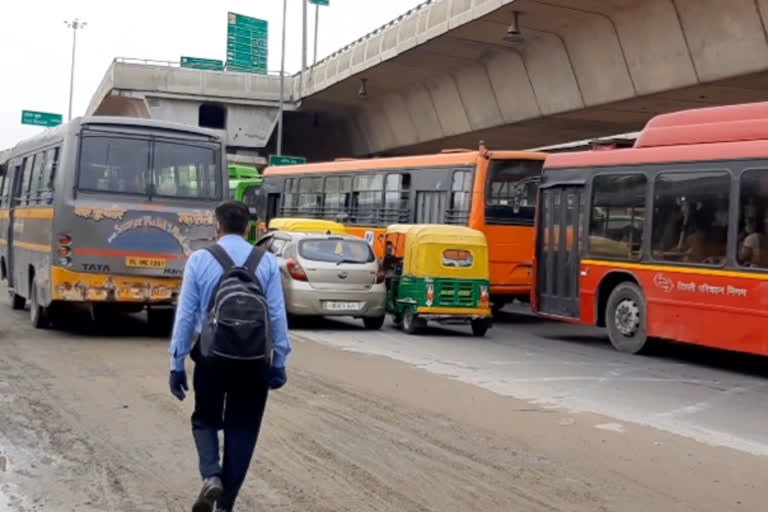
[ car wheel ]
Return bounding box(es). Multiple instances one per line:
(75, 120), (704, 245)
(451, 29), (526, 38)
(605, 282), (648, 354)
(403, 310), (423, 335)
(471, 318), (490, 337)
(363, 315), (385, 330)
(29, 278), (49, 329)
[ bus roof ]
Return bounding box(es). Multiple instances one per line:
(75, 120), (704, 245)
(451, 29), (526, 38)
(545, 102), (768, 170)
(263, 149), (546, 176)
(6, 116), (223, 158)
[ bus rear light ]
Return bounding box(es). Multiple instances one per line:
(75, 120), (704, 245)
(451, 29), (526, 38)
(58, 234), (72, 246)
(57, 256), (72, 267)
(286, 258), (308, 281)
(57, 246), (71, 257)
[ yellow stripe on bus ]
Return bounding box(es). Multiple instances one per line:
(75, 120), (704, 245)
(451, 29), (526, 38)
(581, 259), (768, 281)
(0, 211), (8, 220)
(13, 241), (51, 253)
(14, 208), (54, 219)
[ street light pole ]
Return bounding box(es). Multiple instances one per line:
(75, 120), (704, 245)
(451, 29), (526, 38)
(64, 18), (86, 121)
(313, 3), (320, 66)
(277, 0), (287, 156)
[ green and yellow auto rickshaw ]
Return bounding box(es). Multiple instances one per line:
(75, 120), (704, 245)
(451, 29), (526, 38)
(383, 224), (492, 336)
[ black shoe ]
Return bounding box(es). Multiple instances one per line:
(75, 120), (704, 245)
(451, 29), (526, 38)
(192, 476), (223, 512)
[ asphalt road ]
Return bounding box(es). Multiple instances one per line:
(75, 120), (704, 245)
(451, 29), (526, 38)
(292, 304), (768, 456)
(2, 296), (768, 510)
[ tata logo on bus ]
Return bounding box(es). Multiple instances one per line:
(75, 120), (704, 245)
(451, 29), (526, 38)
(653, 273), (673, 293)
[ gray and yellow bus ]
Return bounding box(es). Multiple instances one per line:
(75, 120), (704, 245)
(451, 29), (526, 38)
(0, 116), (226, 329)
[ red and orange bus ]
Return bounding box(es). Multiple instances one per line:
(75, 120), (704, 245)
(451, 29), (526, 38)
(261, 146), (547, 308)
(533, 101), (768, 356)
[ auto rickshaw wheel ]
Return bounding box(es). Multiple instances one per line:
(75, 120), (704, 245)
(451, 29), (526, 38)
(392, 312), (404, 329)
(471, 318), (491, 337)
(403, 310), (424, 335)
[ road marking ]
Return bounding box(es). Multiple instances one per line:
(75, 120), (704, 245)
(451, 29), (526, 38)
(595, 423), (625, 433)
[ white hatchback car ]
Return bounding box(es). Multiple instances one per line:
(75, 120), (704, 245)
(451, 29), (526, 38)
(255, 231), (387, 329)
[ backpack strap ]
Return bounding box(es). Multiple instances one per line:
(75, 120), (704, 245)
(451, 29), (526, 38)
(243, 247), (266, 275)
(205, 244), (236, 271)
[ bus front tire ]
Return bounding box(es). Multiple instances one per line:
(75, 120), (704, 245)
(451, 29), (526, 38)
(605, 282), (648, 354)
(29, 279), (49, 329)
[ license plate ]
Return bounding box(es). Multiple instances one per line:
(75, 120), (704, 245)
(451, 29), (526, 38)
(324, 301), (360, 312)
(126, 256), (166, 269)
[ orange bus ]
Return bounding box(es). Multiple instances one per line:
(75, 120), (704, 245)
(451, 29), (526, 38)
(533, 101), (768, 356)
(261, 146), (547, 308)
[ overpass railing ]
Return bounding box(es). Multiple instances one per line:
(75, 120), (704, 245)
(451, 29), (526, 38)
(114, 57), (290, 78)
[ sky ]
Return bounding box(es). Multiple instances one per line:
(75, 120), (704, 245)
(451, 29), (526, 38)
(0, 0), (426, 150)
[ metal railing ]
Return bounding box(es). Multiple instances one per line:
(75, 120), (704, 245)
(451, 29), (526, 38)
(299, 0), (439, 74)
(114, 57), (291, 78)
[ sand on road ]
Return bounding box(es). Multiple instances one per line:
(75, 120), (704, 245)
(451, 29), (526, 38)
(0, 313), (765, 511)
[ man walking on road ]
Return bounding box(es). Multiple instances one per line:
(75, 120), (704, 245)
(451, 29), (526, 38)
(168, 201), (292, 512)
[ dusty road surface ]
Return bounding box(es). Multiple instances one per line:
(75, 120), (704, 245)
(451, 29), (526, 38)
(1, 303), (767, 511)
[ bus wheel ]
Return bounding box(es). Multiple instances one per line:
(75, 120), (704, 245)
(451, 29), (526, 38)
(147, 307), (175, 336)
(605, 282), (647, 354)
(29, 279), (49, 329)
(403, 310), (424, 335)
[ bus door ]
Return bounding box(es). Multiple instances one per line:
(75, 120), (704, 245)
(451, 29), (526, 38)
(536, 184), (584, 318)
(6, 161), (25, 290)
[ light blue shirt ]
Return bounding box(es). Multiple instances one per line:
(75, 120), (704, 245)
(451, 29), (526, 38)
(168, 234), (292, 372)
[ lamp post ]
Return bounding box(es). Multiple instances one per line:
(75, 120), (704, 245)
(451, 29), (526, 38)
(277, 0), (287, 156)
(64, 18), (87, 121)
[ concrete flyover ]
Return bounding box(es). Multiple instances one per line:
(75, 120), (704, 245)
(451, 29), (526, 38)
(294, 0), (768, 159)
(86, 58), (295, 166)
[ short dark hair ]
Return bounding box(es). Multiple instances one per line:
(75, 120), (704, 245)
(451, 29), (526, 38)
(215, 201), (250, 234)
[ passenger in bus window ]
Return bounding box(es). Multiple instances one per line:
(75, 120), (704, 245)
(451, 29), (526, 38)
(679, 212), (709, 263)
(739, 211), (768, 267)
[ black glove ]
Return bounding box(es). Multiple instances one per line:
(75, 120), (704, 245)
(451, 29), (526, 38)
(267, 366), (287, 390)
(169, 370), (188, 401)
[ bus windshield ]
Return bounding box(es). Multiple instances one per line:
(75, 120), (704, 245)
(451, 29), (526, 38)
(78, 135), (220, 200)
(485, 159), (542, 225)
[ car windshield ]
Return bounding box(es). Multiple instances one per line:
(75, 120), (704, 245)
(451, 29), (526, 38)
(78, 135), (220, 200)
(299, 238), (375, 264)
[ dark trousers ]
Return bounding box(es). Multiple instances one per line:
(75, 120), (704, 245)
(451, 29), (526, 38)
(191, 357), (269, 510)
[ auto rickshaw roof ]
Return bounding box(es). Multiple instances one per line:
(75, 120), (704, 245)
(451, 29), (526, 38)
(387, 224), (487, 246)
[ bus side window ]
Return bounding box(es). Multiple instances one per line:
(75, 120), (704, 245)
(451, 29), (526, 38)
(448, 170), (472, 225)
(485, 159), (542, 225)
(28, 151), (46, 205)
(737, 169), (768, 269)
(19, 157), (34, 206)
(588, 174), (646, 260)
(0, 164), (6, 208)
(651, 171), (730, 265)
(42, 147), (60, 205)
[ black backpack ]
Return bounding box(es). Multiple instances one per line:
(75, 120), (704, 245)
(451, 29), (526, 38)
(198, 244), (272, 366)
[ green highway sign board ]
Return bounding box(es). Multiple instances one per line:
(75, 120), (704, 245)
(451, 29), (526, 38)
(268, 155), (307, 166)
(181, 56), (224, 71)
(226, 12), (268, 75)
(21, 110), (62, 127)
(309, 0), (330, 5)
